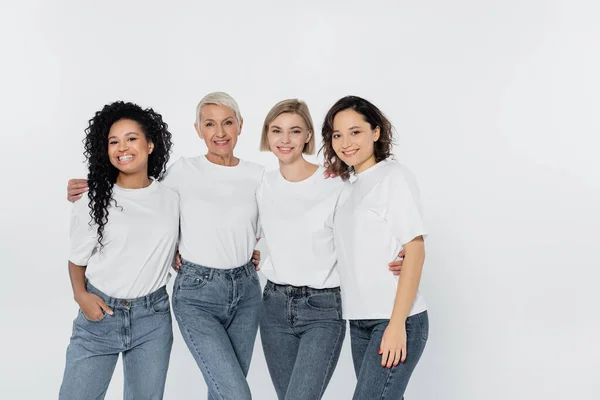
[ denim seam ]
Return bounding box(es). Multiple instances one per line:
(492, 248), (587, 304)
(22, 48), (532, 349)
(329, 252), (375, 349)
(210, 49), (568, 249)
(316, 322), (345, 398)
(173, 300), (223, 400)
(379, 362), (397, 399)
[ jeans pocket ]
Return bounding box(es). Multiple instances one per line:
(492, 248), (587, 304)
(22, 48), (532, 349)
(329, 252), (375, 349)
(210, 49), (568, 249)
(79, 309), (106, 323)
(306, 293), (338, 311)
(178, 274), (207, 291)
(151, 294), (171, 315)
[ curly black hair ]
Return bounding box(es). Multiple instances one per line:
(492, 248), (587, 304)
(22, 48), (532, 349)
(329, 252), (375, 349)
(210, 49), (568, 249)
(320, 96), (394, 181)
(83, 101), (173, 249)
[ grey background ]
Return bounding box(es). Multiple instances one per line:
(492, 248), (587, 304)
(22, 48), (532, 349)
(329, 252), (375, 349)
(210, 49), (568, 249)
(0, 1), (598, 399)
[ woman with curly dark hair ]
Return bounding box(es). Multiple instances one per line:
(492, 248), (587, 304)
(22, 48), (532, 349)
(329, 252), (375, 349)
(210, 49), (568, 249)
(59, 101), (179, 400)
(321, 96), (429, 399)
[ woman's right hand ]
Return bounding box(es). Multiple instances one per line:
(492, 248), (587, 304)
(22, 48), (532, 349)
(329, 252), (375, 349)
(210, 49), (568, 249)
(67, 179), (89, 202)
(75, 292), (113, 321)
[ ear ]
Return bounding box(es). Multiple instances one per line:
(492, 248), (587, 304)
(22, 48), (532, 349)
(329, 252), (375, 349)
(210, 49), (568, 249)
(148, 141), (155, 154)
(238, 118), (244, 135)
(305, 130), (313, 144)
(373, 126), (381, 142)
(194, 123), (203, 139)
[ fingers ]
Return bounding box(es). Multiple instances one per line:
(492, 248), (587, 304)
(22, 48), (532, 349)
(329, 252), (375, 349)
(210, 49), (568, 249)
(96, 297), (113, 316)
(67, 193), (84, 203)
(175, 252), (182, 268)
(400, 343), (407, 363)
(393, 348), (402, 367)
(398, 249), (405, 258)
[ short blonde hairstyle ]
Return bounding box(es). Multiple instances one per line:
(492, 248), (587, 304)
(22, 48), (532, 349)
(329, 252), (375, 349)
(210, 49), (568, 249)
(260, 99), (315, 154)
(196, 92), (242, 127)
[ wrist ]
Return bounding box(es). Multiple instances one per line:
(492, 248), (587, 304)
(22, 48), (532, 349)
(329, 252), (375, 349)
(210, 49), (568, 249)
(73, 289), (88, 303)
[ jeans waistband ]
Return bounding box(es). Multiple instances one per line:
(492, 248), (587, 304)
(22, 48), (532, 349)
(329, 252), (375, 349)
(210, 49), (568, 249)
(266, 280), (340, 296)
(85, 281), (168, 309)
(179, 258), (255, 280)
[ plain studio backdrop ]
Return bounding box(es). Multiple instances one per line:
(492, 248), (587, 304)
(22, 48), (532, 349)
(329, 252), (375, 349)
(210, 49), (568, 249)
(0, 1), (598, 399)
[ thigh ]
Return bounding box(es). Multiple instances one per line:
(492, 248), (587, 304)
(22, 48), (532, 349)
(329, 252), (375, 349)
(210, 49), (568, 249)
(260, 288), (299, 400)
(353, 314), (428, 400)
(349, 321), (372, 379)
(122, 302), (173, 400)
(173, 275), (252, 400)
(226, 271), (262, 375)
(59, 312), (120, 400)
(285, 317), (346, 400)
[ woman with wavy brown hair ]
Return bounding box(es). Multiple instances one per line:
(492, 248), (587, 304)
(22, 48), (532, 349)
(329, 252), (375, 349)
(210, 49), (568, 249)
(321, 95), (429, 399)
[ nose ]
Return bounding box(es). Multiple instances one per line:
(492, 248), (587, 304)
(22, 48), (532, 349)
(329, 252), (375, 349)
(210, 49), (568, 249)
(118, 140), (129, 152)
(215, 124), (226, 138)
(341, 135), (352, 148)
(281, 132), (291, 144)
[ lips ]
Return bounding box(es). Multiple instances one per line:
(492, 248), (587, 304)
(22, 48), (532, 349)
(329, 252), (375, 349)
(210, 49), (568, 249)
(117, 154), (135, 164)
(277, 146), (294, 154)
(341, 149), (358, 157)
(214, 139), (230, 146)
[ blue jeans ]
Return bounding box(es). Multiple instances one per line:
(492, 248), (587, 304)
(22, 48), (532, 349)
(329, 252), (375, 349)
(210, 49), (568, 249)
(350, 311), (429, 399)
(59, 282), (173, 400)
(260, 281), (346, 400)
(173, 259), (262, 400)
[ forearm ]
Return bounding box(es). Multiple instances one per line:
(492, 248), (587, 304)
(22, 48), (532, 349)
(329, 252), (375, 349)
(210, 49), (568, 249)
(68, 261), (88, 301)
(389, 238), (425, 325)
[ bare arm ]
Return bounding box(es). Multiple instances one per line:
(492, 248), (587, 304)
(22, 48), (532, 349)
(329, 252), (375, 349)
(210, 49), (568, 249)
(379, 237), (425, 368)
(389, 238), (424, 323)
(69, 261), (113, 320)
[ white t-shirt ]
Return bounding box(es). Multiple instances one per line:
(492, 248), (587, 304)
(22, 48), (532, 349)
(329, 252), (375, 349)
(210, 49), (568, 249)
(163, 156), (264, 269)
(257, 167), (345, 289)
(70, 180), (180, 299)
(334, 159), (428, 320)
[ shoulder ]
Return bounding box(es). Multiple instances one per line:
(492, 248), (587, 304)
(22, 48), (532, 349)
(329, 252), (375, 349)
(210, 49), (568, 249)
(382, 160), (418, 187)
(240, 159), (265, 174)
(154, 181), (179, 201)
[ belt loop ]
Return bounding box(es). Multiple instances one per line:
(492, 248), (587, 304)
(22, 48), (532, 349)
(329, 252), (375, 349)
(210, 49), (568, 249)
(145, 293), (151, 309)
(207, 268), (214, 281)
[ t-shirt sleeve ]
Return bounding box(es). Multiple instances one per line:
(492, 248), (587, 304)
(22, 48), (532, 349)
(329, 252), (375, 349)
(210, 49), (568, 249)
(160, 158), (182, 192)
(383, 169), (427, 245)
(69, 194), (98, 266)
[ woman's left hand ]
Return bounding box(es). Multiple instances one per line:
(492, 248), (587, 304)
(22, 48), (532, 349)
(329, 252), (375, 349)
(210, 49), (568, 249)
(379, 320), (407, 368)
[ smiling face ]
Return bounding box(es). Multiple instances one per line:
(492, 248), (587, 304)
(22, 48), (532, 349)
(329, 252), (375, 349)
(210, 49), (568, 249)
(107, 119), (154, 175)
(195, 104), (242, 159)
(331, 109), (380, 174)
(267, 112), (312, 164)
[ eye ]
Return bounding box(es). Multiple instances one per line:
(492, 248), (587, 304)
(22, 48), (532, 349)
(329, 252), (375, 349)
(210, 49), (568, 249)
(332, 134), (340, 139)
(205, 122), (214, 127)
(109, 140), (118, 145)
(272, 129), (280, 134)
(127, 137), (137, 142)
(351, 130), (360, 135)
(292, 130), (301, 135)
(225, 120), (233, 125)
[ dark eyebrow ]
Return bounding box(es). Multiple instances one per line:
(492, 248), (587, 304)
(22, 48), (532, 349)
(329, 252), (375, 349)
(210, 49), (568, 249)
(290, 126), (303, 130)
(348, 126), (361, 130)
(108, 132), (139, 140)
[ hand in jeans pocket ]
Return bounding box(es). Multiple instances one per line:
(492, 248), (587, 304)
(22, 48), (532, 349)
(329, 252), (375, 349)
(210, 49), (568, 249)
(75, 292), (113, 321)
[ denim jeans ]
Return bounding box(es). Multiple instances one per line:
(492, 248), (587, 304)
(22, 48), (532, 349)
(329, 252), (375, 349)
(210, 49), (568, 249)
(260, 281), (346, 400)
(350, 311), (429, 399)
(173, 259), (262, 400)
(59, 282), (173, 400)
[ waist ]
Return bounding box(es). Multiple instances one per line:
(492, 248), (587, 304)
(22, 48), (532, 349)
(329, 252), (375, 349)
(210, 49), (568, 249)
(265, 280), (340, 297)
(85, 281), (168, 308)
(179, 258), (255, 279)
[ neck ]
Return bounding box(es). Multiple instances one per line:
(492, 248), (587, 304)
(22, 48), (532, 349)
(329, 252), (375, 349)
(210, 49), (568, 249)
(279, 156), (318, 182)
(205, 152), (239, 167)
(116, 172), (152, 189)
(354, 155), (377, 174)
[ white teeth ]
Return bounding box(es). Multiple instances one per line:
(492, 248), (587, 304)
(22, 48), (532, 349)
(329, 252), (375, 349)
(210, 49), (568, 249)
(279, 147), (292, 151)
(119, 155), (134, 161)
(343, 150), (357, 156)
(215, 140), (228, 144)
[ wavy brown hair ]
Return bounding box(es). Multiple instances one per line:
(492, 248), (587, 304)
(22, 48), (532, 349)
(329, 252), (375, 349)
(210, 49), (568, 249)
(320, 95), (394, 181)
